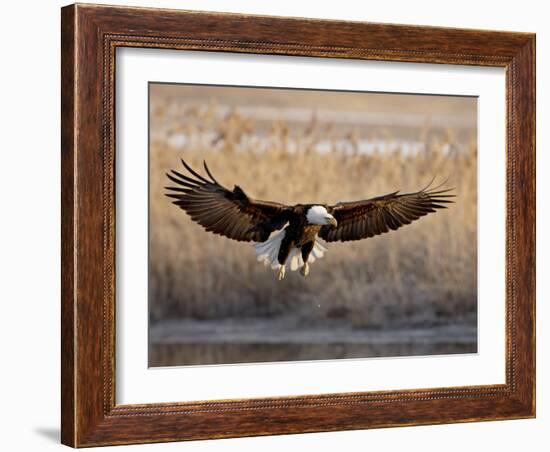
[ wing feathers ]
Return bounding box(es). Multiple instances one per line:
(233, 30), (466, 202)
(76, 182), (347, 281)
(165, 160), (290, 242)
(320, 182), (455, 242)
(203, 161), (220, 185)
(180, 159), (212, 184)
(167, 162), (454, 245)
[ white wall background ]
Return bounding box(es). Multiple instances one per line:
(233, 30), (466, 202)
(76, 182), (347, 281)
(0, 1), (545, 450)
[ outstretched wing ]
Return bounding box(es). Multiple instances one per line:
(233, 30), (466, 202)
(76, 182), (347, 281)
(165, 160), (291, 242)
(319, 182), (455, 242)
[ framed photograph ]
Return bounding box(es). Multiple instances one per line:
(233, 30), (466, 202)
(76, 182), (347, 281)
(61, 3), (535, 447)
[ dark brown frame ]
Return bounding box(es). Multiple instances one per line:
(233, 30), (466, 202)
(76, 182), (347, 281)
(61, 3), (536, 447)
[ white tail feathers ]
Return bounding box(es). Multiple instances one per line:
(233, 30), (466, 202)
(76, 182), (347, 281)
(254, 230), (328, 272)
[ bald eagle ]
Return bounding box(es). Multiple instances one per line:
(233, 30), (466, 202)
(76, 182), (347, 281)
(165, 160), (454, 280)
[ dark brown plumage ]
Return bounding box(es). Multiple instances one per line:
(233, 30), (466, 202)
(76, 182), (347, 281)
(165, 160), (292, 243)
(319, 185), (455, 242)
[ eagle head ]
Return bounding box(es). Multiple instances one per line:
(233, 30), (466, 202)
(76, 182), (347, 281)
(306, 205), (337, 228)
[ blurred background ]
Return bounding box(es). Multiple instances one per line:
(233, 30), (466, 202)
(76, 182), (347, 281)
(148, 83), (477, 366)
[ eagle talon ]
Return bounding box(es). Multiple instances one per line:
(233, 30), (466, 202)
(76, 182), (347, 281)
(300, 263), (310, 277)
(277, 266), (286, 281)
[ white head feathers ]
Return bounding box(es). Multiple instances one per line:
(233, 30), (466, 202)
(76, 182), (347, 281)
(306, 205), (335, 225)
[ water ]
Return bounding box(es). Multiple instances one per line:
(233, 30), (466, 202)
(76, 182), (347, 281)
(149, 318), (477, 367)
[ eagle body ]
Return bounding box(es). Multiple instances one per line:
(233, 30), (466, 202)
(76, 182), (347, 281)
(166, 160), (454, 280)
(268, 207), (326, 279)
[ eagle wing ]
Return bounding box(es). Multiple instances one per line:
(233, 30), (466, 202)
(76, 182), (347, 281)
(319, 183), (454, 242)
(165, 160), (291, 242)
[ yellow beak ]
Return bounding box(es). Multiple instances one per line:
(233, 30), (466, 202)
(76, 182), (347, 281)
(327, 216), (338, 228)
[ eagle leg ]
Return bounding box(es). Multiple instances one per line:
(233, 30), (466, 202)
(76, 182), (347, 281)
(300, 241), (314, 277)
(276, 236), (292, 281)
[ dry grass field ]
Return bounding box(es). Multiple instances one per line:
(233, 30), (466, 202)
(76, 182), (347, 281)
(148, 84), (477, 365)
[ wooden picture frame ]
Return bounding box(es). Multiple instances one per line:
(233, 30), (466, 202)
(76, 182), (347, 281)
(61, 3), (535, 447)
